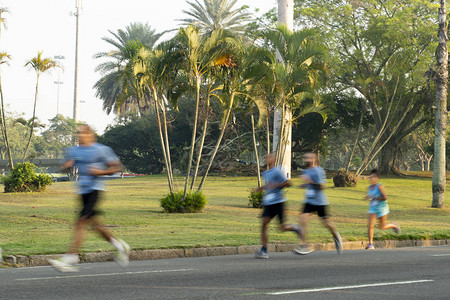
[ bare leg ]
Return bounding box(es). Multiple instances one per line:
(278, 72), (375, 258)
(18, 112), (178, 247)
(299, 213), (311, 243)
(261, 216), (272, 247)
(91, 217), (114, 242)
(379, 214), (397, 230)
(67, 217), (90, 254)
(321, 218), (339, 239)
(368, 213), (377, 244)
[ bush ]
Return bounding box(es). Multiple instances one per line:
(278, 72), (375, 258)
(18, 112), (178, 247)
(248, 189), (264, 208)
(333, 168), (358, 187)
(2, 162), (52, 193)
(160, 191), (207, 213)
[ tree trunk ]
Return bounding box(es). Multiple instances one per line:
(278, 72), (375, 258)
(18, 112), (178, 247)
(378, 141), (397, 175)
(160, 94), (174, 192)
(152, 89), (174, 194)
(251, 113), (261, 187)
(23, 74), (40, 163)
(0, 73), (13, 169)
(432, 0), (447, 208)
(183, 76), (201, 200)
(190, 95), (210, 191)
(273, 0), (294, 179)
(197, 93), (234, 191)
(266, 110), (270, 171)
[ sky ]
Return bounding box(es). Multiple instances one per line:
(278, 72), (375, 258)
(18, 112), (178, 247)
(0, 0), (277, 134)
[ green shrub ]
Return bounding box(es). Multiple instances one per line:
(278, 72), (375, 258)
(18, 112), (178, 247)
(160, 190), (207, 213)
(3, 162), (52, 193)
(248, 189), (264, 208)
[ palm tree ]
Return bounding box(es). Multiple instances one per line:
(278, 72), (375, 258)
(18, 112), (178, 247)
(94, 23), (162, 115)
(173, 26), (233, 199)
(432, 0), (447, 208)
(197, 45), (270, 191)
(0, 7), (13, 169)
(0, 51), (13, 169)
(23, 52), (58, 162)
(179, 0), (250, 36)
(131, 44), (177, 194)
(263, 25), (327, 167)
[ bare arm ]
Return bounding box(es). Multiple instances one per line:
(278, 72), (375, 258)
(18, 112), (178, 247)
(61, 160), (75, 172)
(259, 179), (292, 191)
(377, 184), (388, 201)
(299, 174), (325, 190)
(89, 160), (122, 176)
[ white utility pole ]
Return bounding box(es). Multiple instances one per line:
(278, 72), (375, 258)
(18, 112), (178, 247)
(73, 0), (82, 123)
(53, 55), (65, 116)
(273, 0), (294, 178)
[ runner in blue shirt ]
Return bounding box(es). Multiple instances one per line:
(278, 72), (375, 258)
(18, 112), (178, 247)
(254, 153), (303, 259)
(365, 169), (400, 250)
(49, 125), (130, 272)
(294, 152), (342, 255)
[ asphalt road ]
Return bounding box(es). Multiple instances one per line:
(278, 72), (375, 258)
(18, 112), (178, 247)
(1, 246), (449, 300)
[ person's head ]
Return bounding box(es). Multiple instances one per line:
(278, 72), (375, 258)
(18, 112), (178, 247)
(368, 169), (379, 185)
(302, 152), (317, 168)
(264, 153), (276, 168)
(76, 124), (96, 145)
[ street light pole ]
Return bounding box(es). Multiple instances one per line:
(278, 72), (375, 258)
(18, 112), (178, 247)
(54, 55), (65, 116)
(73, 0), (82, 123)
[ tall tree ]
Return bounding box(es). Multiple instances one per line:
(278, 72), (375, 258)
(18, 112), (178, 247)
(23, 52), (58, 162)
(179, 0), (251, 35)
(197, 45), (270, 190)
(0, 52), (12, 169)
(173, 26), (232, 198)
(264, 25), (327, 169)
(296, 0), (438, 175)
(0, 7), (13, 169)
(94, 23), (162, 115)
(432, 0), (447, 208)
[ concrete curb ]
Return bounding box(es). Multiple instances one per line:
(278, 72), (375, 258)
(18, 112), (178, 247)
(2, 239), (449, 267)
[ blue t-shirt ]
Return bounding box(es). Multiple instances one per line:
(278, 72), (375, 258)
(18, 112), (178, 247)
(368, 183), (383, 207)
(261, 167), (288, 206)
(64, 143), (119, 194)
(302, 166), (328, 205)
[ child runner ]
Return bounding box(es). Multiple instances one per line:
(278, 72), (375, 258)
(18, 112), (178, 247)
(49, 125), (130, 272)
(294, 152), (342, 255)
(254, 153), (303, 259)
(365, 169), (400, 250)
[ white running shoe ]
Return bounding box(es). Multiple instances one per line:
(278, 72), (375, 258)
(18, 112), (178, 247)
(293, 246), (314, 255)
(49, 255), (80, 273)
(254, 248), (269, 259)
(114, 238), (131, 267)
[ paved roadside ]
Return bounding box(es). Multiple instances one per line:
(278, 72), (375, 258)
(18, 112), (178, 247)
(1, 239), (449, 268)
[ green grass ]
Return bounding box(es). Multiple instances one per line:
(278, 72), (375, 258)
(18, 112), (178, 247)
(0, 174), (449, 256)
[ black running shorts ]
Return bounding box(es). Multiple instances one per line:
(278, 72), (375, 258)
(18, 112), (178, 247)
(262, 202), (285, 224)
(80, 190), (101, 219)
(302, 203), (329, 219)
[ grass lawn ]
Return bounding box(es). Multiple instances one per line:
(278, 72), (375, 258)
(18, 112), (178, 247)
(0, 174), (449, 256)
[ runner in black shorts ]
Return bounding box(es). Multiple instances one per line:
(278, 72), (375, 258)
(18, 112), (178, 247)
(49, 125), (130, 272)
(293, 152), (342, 255)
(254, 154), (303, 259)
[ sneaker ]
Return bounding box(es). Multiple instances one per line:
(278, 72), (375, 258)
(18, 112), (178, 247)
(254, 248), (269, 259)
(334, 233), (343, 255)
(292, 225), (304, 240)
(293, 246), (314, 255)
(49, 255), (80, 273)
(392, 223), (401, 234)
(114, 238), (131, 267)
(365, 243), (375, 250)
